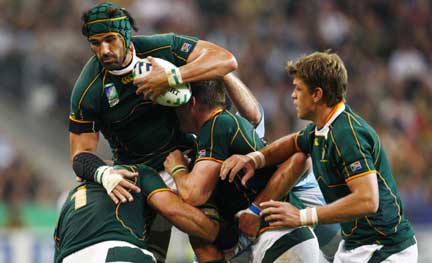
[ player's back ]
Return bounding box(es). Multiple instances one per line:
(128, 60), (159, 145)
(54, 181), (152, 262)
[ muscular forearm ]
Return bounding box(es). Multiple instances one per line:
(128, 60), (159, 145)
(172, 171), (211, 206)
(181, 41), (237, 83)
(260, 133), (299, 167)
(254, 153), (309, 205)
(223, 73), (261, 126)
(155, 195), (218, 242)
(317, 192), (378, 224)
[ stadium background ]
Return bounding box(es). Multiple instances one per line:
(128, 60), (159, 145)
(0, 0), (431, 262)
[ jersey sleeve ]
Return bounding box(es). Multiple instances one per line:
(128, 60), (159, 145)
(195, 114), (235, 163)
(171, 34), (199, 66)
(134, 33), (199, 67)
(295, 123), (315, 154)
(134, 165), (172, 199)
(332, 126), (377, 182)
(69, 57), (103, 134)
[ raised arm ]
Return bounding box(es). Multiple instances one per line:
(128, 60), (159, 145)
(223, 72), (261, 127)
(135, 40), (237, 98)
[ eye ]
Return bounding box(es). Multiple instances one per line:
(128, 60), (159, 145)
(89, 40), (100, 46)
(105, 35), (116, 43)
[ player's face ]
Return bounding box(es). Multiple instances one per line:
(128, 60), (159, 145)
(291, 77), (316, 120)
(88, 33), (127, 70)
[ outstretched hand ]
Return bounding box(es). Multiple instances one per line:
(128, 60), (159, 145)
(133, 56), (170, 101)
(220, 154), (256, 185)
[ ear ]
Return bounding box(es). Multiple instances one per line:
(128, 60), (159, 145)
(312, 87), (324, 103)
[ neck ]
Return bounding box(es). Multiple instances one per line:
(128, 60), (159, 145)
(314, 104), (333, 129)
(109, 45), (137, 76)
(197, 107), (224, 132)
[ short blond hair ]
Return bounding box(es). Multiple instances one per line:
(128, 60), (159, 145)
(286, 51), (347, 107)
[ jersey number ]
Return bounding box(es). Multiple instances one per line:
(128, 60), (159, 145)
(71, 186), (87, 210)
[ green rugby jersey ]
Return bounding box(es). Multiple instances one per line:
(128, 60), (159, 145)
(295, 102), (414, 250)
(54, 164), (171, 263)
(195, 109), (302, 222)
(69, 33), (198, 169)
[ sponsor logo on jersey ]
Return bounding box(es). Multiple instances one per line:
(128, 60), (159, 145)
(350, 161), (362, 172)
(181, 42), (192, 52)
(104, 83), (120, 107)
(121, 72), (134, 84)
(198, 149), (206, 158)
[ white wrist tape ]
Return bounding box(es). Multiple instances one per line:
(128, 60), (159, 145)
(235, 207), (258, 218)
(310, 207), (318, 225)
(246, 151), (266, 169)
(94, 166), (123, 193)
(299, 207), (319, 226)
(166, 67), (183, 87)
(299, 208), (308, 226)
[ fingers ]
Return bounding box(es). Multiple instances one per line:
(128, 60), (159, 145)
(119, 179), (141, 194)
(241, 168), (255, 186)
(116, 169), (139, 178)
(111, 186), (133, 203)
(259, 199), (281, 209)
(228, 161), (245, 182)
(108, 192), (120, 204)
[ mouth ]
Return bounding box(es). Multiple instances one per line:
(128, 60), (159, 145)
(103, 57), (115, 63)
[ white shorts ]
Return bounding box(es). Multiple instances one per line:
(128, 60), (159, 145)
(334, 239), (418, 263)
(250, 227), (320, 263)
(62, 240), (156, 263)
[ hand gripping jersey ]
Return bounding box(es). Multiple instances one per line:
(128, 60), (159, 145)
(69, 34), (198, 169)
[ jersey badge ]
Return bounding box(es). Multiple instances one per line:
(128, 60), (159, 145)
(198, 149), (206, 158)
(349, 161), (362, 172)
(181, 42), (192, 52)
(104, 83), (120, 107)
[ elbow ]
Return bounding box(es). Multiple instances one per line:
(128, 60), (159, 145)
(227, 55), (238, 73)
(181, 191), (208, 207)
(361, 194), (379, 215)
(217, 53), (237, 77)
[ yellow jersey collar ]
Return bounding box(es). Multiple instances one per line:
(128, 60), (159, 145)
(315, 101), (345, 138)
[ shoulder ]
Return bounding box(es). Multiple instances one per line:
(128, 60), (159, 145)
(199, 111), (237, 138)
(331, 106), (378, 146)
(133, 33), (175, 54)
(71, 56), (104, 103)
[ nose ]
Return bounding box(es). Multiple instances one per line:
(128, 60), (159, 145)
(100, 41), (110, 55)
(291, 90), (296, 100)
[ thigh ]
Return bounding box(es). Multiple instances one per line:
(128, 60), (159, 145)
(252, 227), (319, 263)
(63, 241), (156, 263)
(334, 240), (383, 263)
(382, 243), (418, 263)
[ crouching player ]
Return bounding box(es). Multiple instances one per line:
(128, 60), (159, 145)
(54, 162), (236, 263)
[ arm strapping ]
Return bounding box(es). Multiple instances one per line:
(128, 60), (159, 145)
(72, 152), (106, 182)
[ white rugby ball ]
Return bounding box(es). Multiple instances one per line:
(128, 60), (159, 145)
(133, 57), (191, 107)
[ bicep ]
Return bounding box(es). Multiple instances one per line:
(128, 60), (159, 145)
(69, 132), (99, 161)
(190, 160), (221, 197)
(347, 173), (378, 199)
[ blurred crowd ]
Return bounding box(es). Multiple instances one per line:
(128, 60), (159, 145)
(0, 0), (431, 224)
